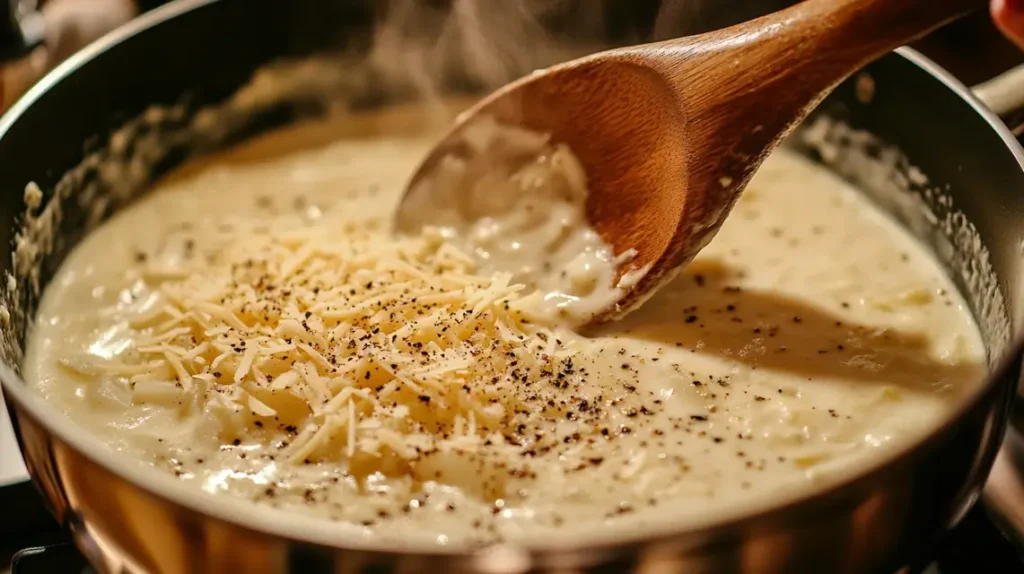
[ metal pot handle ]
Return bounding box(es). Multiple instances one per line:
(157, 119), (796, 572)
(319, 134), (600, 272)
(973, 63), (1024, 137)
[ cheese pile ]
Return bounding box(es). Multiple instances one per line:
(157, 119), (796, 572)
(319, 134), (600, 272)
(70, 211), (584, 480)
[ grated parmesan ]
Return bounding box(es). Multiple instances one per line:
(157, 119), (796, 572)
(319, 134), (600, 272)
(81, 214), (601, 484)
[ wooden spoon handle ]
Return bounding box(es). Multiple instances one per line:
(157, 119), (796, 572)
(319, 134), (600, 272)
(641, 0), (985, 94)
(762, 0), (986, 69)
(618, 0), (985, 224)
(588, 0), (985, 312)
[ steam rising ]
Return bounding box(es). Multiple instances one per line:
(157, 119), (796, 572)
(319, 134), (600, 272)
(361, 0), (792, 103)
(366, 0), (591, 99)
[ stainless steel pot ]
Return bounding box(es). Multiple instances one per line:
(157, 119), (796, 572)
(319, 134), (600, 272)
(3, 1), (1024, 572)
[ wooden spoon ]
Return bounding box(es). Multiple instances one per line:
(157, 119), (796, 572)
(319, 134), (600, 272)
(396, 0), (981, 325)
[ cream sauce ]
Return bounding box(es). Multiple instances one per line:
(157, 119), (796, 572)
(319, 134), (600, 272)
(25, 104), (986, 548)
(398, 115), (642, 326)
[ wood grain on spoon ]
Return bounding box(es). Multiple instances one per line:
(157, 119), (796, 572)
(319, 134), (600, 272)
(398, 0), (982, 325)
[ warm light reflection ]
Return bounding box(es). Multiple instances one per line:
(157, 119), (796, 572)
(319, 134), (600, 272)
(202, 460), (277, 493)
(87, 323), (131, 359)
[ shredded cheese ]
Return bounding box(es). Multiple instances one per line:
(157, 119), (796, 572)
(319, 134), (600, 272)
(90, 215), (590, 483)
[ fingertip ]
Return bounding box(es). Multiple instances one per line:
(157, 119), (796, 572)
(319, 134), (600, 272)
(994, 0), (1024, 50)
(993, 0), (1024, 14)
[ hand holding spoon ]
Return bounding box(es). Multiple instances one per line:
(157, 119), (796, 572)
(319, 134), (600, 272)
(397, 0), (981, 326)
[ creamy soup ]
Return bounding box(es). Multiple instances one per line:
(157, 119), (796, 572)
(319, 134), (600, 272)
(25, 103), (985, 547)
(396, 114), (645, 326)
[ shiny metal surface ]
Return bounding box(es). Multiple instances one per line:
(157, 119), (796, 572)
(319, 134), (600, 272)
(1, 1), (1024, 573)
(982, 395), (1024, 551)
(984, 423), (1024, 550)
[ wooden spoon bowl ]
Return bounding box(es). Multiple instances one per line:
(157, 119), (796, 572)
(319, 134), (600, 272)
(398, 0), (983, 325)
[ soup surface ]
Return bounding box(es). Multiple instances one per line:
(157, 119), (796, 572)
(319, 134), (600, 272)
(25, 104), (985, 547)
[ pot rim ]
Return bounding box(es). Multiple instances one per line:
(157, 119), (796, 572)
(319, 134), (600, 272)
(1, 0), (1023, 557)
